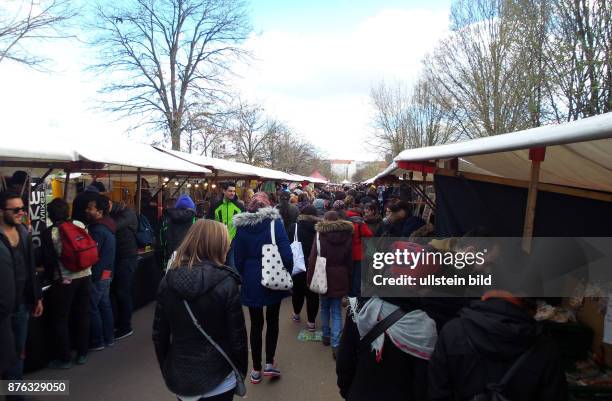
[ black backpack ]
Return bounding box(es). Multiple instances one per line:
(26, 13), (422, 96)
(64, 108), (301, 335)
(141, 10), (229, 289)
(135, 215), (154, 247)
(464, 325), (541, 401)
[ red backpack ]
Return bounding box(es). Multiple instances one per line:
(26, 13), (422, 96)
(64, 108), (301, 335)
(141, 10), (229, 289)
(58, 222), (100, 272)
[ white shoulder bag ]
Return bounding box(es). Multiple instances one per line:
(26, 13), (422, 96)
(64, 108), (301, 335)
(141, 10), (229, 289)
(261, 220), (293, 290)
(309, 232), (327, 294)
(290, 223), (306, 276)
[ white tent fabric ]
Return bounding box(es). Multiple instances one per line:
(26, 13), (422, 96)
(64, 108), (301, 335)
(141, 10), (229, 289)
(0, 134), (210, 174)
(1, 133), (79, 163)
(73, 140), (210, 174)
(392, 113), (612, 193)
(157, 148), (328, 183)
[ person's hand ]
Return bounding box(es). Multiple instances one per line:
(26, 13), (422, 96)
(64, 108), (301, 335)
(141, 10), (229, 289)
(32, 300), (44, 317)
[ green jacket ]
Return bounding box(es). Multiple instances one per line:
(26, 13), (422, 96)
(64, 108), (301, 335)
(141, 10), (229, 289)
(208, 198), (245, 240)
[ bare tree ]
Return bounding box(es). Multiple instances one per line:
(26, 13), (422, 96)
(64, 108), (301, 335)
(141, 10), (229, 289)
(406, 76), (458, 148)
(183, 105), (234, 157)
(232, 101), (270, 165)
(260, 121), (319, 175)
(545, 0), (611, 120)
(367, 80), (411, 158)
(424, 0), (537, 138)
(368, 78), (456, 158)
(352, 162), (385, 183)
(89, 0), (251, 150)
(0, 0), (74, 67)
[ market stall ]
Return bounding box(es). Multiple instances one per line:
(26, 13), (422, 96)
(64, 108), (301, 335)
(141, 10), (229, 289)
(1, 135), (212, 372)
(386, 112), (612, 397)
(155, 147), (327, 205)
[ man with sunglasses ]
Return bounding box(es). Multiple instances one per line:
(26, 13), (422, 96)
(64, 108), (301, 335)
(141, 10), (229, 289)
(0, 190), (43, 389)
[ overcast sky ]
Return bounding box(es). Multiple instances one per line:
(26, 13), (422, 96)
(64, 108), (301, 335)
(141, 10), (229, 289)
(0, 0), (451, 161)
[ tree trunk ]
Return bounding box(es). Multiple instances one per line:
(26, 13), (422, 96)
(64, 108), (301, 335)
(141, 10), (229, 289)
(171, 122), (181, 151)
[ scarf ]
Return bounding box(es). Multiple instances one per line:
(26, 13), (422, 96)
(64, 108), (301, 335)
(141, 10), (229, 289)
(353, 298), (437, 361)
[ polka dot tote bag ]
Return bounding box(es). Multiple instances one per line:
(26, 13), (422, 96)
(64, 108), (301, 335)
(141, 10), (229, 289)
(261, 220), (293, 290)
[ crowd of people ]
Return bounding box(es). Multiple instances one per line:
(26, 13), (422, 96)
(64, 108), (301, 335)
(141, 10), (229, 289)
(152, 181), (568, 401)
(0, 176), (569, 401)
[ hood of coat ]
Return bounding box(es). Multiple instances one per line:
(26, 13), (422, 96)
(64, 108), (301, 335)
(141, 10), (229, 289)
(93, 216), (117, 234)
(165, 261), (240, 301)
(110, 202), (127, 215)
(296, 214), (320, 233)
(315, 219), (353, 244)
(460, 298), (539, 360)
(233, 207), (280, 230)
(315, 219), (354, 233)
(346, 210), (364, 224)
(166, 208), (196, 224)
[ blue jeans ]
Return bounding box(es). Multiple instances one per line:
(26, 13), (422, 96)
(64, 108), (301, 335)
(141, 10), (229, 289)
(349, 261), (362, 297)
(90, 279), (114, 347)
(320, 296), (342, 348)
(3, 304), (30, 380)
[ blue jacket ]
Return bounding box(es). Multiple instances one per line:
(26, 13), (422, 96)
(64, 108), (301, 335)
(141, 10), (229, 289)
(232, 207), (293, 307)
(88, 216), (117, 282)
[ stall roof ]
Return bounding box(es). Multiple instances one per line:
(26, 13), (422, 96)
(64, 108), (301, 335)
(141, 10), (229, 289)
(0, 134), (211, 175)
(392, 113), (612, 193)
(73, 140), (211, 175)
(1, 133), (79, 164)
(156, 148), (327, 183)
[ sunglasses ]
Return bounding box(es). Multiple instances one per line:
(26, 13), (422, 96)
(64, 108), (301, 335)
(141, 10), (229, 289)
(3, 206), (27, 214)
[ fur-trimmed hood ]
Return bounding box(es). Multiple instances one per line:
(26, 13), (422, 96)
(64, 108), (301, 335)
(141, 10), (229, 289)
(233, 207), (280, 228)
(315, 219), (354, 234)
(298, 214), (321, 223)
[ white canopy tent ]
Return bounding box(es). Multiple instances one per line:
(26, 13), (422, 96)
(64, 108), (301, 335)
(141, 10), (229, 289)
(156, 148), (328, 184)
(0, 137), (79, 164)
(0, 134), (210, 176)
(72, 140), (211, 175)
(393, 112), (612, 193)
(384, 112), (612, 250)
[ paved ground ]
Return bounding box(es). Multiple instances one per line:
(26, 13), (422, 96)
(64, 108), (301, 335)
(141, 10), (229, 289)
(25, 299), (343, 401)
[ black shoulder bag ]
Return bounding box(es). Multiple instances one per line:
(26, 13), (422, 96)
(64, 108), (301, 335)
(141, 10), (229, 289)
(359, 307), (408, 352)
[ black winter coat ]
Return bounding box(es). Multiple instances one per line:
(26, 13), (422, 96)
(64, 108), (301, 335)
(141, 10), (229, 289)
(152, 261), (248, 396)
(110, 203), (138, 259)
(162, 208), (195, 257)
(428, 298), (568, 401)
(277, 203), (299, 233)
(0, 242), (16, 373)
(288, 214), (321, 260)
(336, 298), (465, 401)
(0, 225), (42, 308)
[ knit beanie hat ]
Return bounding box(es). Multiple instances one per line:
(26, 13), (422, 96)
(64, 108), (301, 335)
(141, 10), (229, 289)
(175, 194), (196, 210)
(247, 191), (271, 212)
(332, 200), (346, 210)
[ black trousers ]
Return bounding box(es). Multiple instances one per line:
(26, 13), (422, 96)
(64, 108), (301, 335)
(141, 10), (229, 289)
(248, 303), (281, 371)
(50, 276), (91, 361)
(291, 273), (319, 323)
(111, 256), (137, 333)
